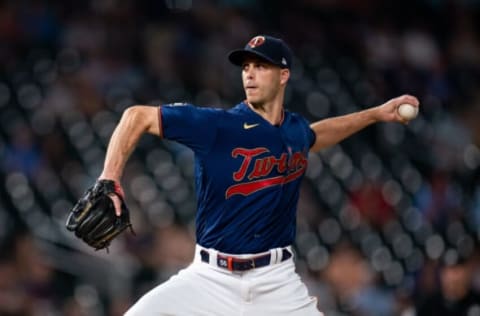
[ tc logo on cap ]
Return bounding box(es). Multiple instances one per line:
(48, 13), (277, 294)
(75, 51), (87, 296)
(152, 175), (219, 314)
(248, 36), (265, 48)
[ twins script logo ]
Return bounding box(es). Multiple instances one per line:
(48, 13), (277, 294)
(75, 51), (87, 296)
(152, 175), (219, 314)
(225, 147), (308, 199)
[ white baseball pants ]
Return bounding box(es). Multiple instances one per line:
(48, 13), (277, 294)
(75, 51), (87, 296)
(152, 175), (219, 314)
(124, 245), (323, 316)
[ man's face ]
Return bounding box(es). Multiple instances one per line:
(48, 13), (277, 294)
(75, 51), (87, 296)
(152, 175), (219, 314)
(241, 57), (289, 107)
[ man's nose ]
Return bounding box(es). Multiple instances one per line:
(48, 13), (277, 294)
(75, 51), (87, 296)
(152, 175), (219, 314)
(244, 67), (254, 79)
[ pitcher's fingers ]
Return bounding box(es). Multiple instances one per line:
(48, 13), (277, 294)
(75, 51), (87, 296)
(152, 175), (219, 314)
(109, 194), (122, 216)
(398, 95), (419, 106)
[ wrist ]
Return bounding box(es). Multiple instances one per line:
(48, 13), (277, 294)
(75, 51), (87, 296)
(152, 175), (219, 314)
(99, 171), (121, 183)
(97, 178), (125, 199)
(366, 106), (381, 123)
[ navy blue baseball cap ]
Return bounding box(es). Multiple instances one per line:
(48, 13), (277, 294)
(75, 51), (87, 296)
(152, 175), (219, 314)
(228, 35), (292, 69)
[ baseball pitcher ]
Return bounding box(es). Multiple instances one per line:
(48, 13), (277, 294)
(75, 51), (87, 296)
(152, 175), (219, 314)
(67, 35), (419, 315)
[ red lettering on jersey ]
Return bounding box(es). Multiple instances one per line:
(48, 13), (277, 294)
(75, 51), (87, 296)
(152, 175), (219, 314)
(277, 153), (288, 173)
(248, 153), (289, 180)
(289, 152), (307, 170)
(227, 147), (308, 199)
(248, 156), (275, 180)
(232, 147), (269, 181)
(226, 176), (284, 198)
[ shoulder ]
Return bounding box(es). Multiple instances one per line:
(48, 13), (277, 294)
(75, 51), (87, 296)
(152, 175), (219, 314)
(160, 102), (248, 121)
(161, 102), (227, 117)
(162, 102), (217, 111)
(285, 110), (310, 126)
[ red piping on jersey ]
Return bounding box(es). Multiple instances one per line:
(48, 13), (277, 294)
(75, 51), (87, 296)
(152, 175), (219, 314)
(278, 109), (284, 125)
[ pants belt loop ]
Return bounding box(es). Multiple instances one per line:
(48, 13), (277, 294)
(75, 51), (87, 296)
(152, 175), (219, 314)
(276, 248), (283, 264)
(208, 248), (218, 267)
(269, 248), (277, 265)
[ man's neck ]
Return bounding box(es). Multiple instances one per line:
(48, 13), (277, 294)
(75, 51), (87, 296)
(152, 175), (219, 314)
(247, 98), (284, 126)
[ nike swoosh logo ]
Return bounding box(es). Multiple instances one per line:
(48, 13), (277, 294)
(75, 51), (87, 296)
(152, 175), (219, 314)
(243, 123), (260, 129)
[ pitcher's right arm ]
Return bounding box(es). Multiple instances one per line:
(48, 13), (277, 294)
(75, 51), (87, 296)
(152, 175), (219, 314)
(99, 105), (161, 214)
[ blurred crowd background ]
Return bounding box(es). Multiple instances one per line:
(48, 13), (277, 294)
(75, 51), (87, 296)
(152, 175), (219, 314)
(1, 0), (480, 315)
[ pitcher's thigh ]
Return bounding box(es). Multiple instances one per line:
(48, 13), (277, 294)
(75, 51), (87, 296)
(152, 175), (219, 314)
(249, 280), (322, 316)
(247, 262), (323, 316)
(125, 265), (239, 316)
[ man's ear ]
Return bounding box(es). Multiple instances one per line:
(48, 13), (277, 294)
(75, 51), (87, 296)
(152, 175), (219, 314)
(280, 69), (290, 85)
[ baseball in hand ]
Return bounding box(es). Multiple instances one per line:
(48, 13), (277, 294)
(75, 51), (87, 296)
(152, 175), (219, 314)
(397, 104), (418, 120)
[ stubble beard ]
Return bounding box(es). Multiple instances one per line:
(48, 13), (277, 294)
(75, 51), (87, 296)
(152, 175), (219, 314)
(246, 87), (277, 111)
(249, 99), (266, 111)
(245, 90), (266, 111)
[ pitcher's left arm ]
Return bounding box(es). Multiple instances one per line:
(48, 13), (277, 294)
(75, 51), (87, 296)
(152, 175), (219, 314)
(310, 94), (419, 152)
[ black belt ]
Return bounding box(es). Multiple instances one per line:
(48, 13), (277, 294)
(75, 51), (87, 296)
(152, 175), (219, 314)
(200, 248), (292, 271)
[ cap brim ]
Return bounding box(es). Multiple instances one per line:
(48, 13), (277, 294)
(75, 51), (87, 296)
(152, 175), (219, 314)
(228, 49), (280, 67)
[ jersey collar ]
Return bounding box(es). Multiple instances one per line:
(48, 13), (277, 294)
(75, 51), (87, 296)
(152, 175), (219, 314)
(241, 101), (285, 127)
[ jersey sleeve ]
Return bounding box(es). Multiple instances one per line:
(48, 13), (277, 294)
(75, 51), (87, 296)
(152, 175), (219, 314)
(297, 114), (316, 148)
(308, 126), (316, 148)
(159, 103), (218, 156)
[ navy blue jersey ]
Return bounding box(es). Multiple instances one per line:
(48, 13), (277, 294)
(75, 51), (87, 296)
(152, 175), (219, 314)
(160, 102), (315, 254)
